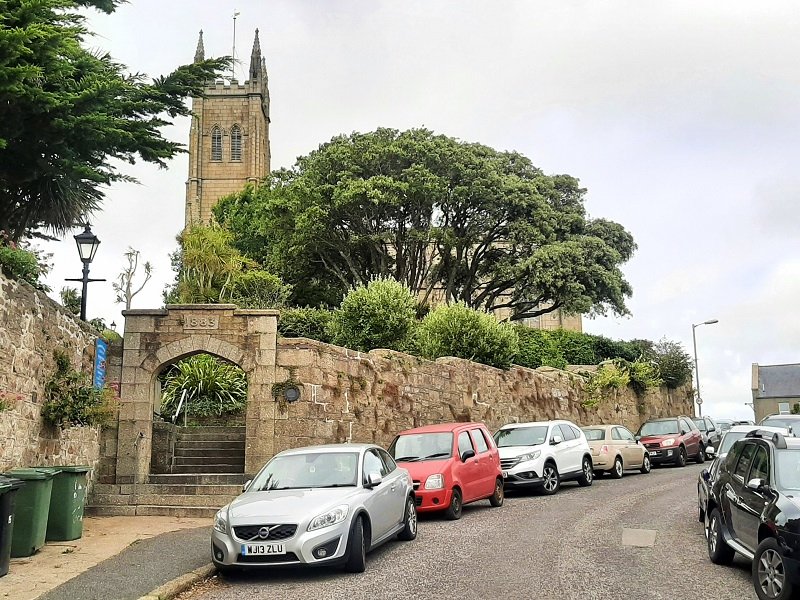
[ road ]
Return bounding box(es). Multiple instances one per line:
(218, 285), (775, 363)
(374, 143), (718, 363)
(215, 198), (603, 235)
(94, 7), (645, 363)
(182, 464), (755, 600)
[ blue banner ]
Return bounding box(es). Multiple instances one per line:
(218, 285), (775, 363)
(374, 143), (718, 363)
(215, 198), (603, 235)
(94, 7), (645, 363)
(94, 338), (108, 389)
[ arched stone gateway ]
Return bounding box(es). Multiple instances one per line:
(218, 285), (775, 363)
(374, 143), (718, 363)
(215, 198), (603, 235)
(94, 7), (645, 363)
(116, 304), (278, 484)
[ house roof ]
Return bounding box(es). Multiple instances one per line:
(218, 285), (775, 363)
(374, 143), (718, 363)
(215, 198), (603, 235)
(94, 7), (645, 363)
(757, 364), (800, 398)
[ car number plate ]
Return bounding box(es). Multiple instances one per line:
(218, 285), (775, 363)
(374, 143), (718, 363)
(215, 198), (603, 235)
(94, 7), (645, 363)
(241, 543), (286, 556)
(502, 470), (509, 478)
(648, 451), (657, 456)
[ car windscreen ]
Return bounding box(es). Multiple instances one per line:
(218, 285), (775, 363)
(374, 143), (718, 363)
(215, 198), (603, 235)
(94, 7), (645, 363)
(582, 428), (605, 441)
(718, 432), (747, 456)
(249, 452), (359, 490)
(494, 426), (549, 447)
(638, 420), (679, 436)
(388, 432), (453, 462)
(717, 420), (733, 432)
(692, 418), (707, 431)
(775, 449), (800, 492)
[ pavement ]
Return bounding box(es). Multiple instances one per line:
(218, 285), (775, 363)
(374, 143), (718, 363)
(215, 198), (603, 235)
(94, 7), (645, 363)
(0, 516), (210, 600)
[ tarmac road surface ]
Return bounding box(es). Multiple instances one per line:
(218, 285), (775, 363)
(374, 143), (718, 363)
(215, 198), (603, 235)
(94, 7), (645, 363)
(184, 463), (755, 600)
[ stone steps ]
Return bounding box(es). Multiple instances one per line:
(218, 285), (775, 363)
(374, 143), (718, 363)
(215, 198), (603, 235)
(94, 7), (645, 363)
(89, 426), (247, 517)
(86, 505), (220, 518)
(148, 473), (246, 485)
(175, 440), (244, 451)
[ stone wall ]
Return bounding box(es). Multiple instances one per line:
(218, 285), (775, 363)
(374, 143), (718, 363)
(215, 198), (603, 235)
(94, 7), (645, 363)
(0, 273), (105, 479)
(271, 338), (693, 455)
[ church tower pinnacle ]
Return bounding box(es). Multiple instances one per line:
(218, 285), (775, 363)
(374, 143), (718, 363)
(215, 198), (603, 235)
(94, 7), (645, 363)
(184, 29), (271, 227)
(194, 30), (205, 63)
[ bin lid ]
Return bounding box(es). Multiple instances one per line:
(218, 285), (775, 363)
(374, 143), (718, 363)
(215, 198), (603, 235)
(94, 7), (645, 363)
(5, 468), (56, 480)
(0, 475), (24, 490)
(44, 465), (91, 473)
(32, 467), (64, 475)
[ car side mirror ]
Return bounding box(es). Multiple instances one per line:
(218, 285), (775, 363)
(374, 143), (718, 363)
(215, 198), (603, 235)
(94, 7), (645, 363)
(705, 446), (716, 458)
(701, 469), (711, 482)
(551, 435), (563, 445)
(366, 472), (382, 488)
(242, 479), (252, 493)
(680, 430), (687, 436)
(635, 435), (641, 442)
(747, 478), (768, 493)
(461, 449), (475, 462)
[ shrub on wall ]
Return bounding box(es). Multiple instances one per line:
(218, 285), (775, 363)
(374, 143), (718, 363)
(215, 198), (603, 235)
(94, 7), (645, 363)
(515, 327), (566, 369)
(230, 270), (292, 308)
(160, 354), (247, 420)
(278, 307), (335, 343)
(547, 329), (597, 365)
(0, 243), (41, 287)
(415, 303), (519, 369)
(42, 350), (115, 427)
(329, 278), (417, 352)
(646, 338), (693, 388)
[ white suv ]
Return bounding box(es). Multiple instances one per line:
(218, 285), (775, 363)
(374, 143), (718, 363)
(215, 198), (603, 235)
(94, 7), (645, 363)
(494, 420), (594, 495)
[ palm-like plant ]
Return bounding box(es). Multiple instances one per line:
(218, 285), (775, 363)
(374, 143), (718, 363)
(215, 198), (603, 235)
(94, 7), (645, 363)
(160, 354), (247, 420)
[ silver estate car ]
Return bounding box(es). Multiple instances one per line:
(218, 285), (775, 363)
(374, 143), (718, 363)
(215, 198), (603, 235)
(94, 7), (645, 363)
(211, 443), (417, 573)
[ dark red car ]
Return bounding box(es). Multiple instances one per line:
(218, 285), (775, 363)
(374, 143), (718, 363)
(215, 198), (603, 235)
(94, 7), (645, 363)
(388, 422), (504, 520)
(636, 416), (705, 467)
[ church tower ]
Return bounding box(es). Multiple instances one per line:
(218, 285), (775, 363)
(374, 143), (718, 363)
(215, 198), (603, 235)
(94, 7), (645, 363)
(185, 29), (271, 226)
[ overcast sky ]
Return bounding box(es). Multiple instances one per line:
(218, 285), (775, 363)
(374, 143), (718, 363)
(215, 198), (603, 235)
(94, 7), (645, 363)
(39, 1), (800, 421)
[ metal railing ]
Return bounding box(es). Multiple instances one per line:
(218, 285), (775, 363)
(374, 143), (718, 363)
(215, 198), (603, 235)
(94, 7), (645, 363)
(172, 389), (189, 427)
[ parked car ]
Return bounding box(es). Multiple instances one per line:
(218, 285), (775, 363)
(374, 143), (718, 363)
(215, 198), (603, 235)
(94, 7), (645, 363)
(715, 418), (735, 434)
(211, 443), (416, 573)
(733, 419), (756, 426)
(705, 430), (800, 600)
(388, 422), (503, 520)
(494, 420), (593, 494)
(693, 416), (722, 450)
(759, 414), (800, 436)
(636, 416), (704, 466)
(696, 425), (788, 523)
(581, 424), (651, 478)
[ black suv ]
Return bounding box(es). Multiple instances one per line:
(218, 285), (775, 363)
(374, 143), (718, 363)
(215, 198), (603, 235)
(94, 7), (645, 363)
(705, 430), (800, 600)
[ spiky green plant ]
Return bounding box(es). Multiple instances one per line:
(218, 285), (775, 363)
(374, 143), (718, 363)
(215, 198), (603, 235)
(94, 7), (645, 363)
(160, 354), (247, 420)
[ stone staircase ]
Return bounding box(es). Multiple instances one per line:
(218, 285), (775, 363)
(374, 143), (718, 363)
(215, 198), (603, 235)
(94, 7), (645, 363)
(88, 426), (247, 517)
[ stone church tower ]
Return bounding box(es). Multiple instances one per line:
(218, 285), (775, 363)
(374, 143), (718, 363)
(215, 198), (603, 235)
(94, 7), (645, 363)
(185, 30), (271, 226)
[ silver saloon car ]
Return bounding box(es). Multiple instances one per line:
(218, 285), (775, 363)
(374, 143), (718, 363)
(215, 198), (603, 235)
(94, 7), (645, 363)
(211, 443), (417, 573)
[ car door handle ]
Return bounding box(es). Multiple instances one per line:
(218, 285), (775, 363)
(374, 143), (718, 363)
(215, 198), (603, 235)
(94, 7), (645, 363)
(390, 484), (396, 491)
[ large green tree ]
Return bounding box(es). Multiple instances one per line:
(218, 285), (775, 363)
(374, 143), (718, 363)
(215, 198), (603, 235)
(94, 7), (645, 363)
(0, 0), (230, 241)
(216, 128), (636, 321)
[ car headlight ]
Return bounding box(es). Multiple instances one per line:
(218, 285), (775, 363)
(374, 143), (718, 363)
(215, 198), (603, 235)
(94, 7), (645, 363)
(213, 510), (228, 535)
(518, 451), (541, 463)
(662, 438), (676, 447)
(425, 474), (445, 490)
(308, 505), (349, 531)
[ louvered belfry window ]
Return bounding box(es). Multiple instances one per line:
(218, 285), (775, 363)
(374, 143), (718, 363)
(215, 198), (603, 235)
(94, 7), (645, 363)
(230, 124), (242, 161)
(211, 126), (222, 161)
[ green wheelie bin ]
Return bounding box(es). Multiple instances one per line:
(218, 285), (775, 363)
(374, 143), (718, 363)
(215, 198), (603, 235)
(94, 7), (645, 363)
(35, 466), (90, 541)
(4, 468), (56, 557)
(0, 475), (23, 577)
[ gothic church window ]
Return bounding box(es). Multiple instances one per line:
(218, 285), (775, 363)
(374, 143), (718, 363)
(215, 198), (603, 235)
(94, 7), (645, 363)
(211, 126), (222, 161)
(230, 124), (242, 162)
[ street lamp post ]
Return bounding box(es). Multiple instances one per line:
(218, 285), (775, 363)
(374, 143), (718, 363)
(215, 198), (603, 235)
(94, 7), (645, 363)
(691, 318), (719, 417)
(65, 224), (105, 321)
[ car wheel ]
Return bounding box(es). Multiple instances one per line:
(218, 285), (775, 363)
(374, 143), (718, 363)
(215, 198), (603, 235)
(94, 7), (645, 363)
(640, 454), (651, 474)
(397, 496), (417, 541)
(676, 447), (687, 467)
(706, 508), (734, 565)
(611, 456), (624, 479)
(344, 517), (366, 573)
(541, 462), (560, 495)
(753, 537), (795, 600)
(696, 447), (706, 464)
(578, 457), (593, 487)
(489, 478), (504, 507)
(444, 488), (463, 520)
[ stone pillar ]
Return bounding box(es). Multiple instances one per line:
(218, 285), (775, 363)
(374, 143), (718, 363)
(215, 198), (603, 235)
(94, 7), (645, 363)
(240, 310), (279, 476)
(115, 309), (166, 484)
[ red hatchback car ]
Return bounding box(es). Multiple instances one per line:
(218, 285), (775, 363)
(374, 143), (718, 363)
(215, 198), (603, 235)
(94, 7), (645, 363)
(388, 422), (504, 520)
